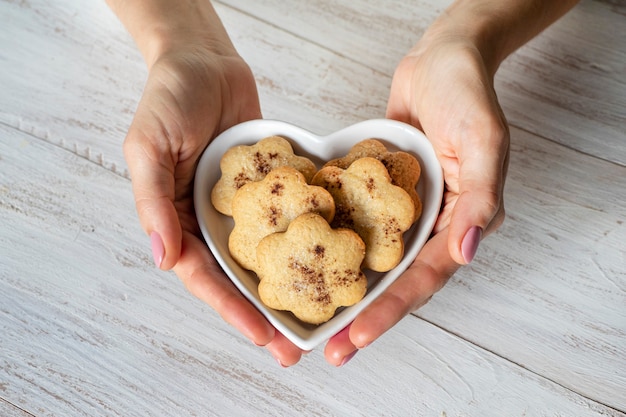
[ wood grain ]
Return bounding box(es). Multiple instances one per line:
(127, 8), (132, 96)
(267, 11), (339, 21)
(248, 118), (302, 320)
(219, 0), (626, 164)
(419, 125), (626, 410)
(1, 0), (625, 415)
(496, 0), (626, 165)
(2, 116), (623, 417)
(0, 399), (33, 417)
(0, 0), (143, 178)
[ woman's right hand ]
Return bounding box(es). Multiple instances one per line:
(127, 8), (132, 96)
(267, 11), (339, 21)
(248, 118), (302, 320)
(124, 43), (307, 367)
(106, 0), (308, 366)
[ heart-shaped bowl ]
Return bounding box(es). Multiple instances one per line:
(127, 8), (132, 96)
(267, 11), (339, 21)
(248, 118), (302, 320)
(194, 119), (443, 350)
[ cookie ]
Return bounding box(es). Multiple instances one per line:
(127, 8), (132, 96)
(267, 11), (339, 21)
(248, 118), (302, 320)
(312, 157), (415, 272)
(229, 166), (335, 272)
(324, 139), (422, 222)
(256, 213), (367, 324)
(211, 136), (317, 216)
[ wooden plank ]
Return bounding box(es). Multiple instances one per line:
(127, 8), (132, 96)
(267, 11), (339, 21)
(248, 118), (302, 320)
(216, 4), (391, 134)
(1, 0), (625, 414)
(219, 0), (626, 164)
(0, 400), (33, 417)
(495, 0), (626, 165)
(0, 0), (144, 178)
(4, 0), (622, 169)
(219, 0), (448, 76)
(0, 0), (391, 178)
(2, 126), (623, 416)
(418, 125), (626, 411)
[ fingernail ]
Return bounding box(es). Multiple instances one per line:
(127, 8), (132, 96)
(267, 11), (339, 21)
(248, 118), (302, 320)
(461, 226), (482, 264)
(339, 350), (358, 367)
(150, 231), (164, 268)
(276, 358), (288, 368)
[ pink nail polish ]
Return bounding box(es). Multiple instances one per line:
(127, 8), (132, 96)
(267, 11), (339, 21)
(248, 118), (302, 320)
(461, 226), (482, 264)
(339, 350), (358, 367)
(150, 231), (164, 268)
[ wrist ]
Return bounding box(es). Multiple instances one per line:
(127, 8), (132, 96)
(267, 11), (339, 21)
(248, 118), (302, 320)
(421, 0), (580, 76)
(108, 0), (236, 69)
(418, 4), (505, 77)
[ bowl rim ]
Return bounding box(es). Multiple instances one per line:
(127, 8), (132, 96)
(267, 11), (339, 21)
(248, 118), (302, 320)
(193, 118), (444, 350)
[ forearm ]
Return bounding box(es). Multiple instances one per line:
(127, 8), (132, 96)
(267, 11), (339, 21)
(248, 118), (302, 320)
(424, 0), (580, 75)
(106, 0), (235, 69)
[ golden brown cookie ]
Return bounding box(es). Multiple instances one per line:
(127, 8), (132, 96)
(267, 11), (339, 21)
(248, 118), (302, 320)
(256, 213), (367, 324)
(324, 139), (422, 222)
(312, 157), (415, 272)
(211, 136), (317, 216)
(229, 166), (335, 272)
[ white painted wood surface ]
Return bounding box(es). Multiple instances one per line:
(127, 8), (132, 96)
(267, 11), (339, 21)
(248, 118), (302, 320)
(1, 0), (624, 416)
(223, 0), (626, 164)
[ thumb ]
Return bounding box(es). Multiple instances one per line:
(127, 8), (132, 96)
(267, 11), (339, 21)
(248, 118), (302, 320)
(124, 128), (182, 271)
(448, 120), (509, 265)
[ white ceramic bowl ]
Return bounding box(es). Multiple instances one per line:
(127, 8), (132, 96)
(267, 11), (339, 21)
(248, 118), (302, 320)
(194, 119), (443, 350)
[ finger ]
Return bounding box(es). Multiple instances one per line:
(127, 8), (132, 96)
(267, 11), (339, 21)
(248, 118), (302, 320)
(124, 122), (183, 270)
(265, 331), (304, 368)
(448, 108), (509, 264)
(174, 230), (275, 347)
(345, 229), (459, 351)
(324, 324), (358, 367)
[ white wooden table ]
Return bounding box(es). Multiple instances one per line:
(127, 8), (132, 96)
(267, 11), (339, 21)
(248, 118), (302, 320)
(1, 1), (625, 416)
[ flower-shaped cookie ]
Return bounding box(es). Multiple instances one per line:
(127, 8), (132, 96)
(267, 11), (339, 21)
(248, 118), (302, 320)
(312, 157), (416, 272)
(211, 136), (317, 216)
(257, 213), (367, 324)
(324, 139), (422, 222)
(229, 166), (335, 272)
